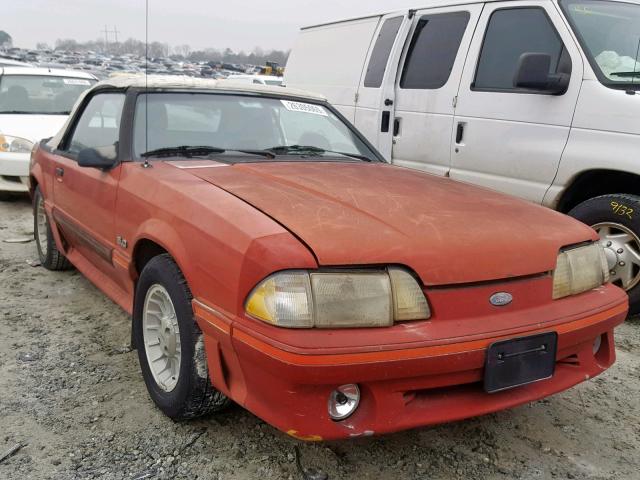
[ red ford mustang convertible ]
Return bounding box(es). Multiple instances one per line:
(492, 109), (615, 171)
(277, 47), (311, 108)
(29, 76), (628, 441)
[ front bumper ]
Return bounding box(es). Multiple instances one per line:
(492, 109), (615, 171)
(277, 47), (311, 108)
(195, 287), (628, 441)
(0, 152), (29, 192)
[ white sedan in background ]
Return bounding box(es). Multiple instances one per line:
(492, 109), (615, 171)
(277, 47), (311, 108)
(0, 67), (97, 194)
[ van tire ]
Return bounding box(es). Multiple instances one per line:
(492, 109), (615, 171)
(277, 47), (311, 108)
(133, 254), (231, 420)
(33, 186), (72, 271)
(568, 194), (640, 316)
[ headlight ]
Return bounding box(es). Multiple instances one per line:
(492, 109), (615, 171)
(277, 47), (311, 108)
(552, 243), (609, 299)
(245, 267), (430, 328)
(0, 135), (35, 154)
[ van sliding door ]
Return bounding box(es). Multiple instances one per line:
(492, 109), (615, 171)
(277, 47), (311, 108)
(391, 5), (482, 176)
(354, 13), (412, 160)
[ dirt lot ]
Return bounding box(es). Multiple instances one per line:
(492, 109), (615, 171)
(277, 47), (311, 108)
(0, 196), (639, 480)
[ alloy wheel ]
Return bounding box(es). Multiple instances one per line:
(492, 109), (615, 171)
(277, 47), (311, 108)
(36, 195), (49, 258)
(143, 284), (182, 392)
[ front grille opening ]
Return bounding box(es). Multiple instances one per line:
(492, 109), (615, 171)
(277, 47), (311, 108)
(404, 382), (481, 406)
(1, 175), (22, 184)
(558, 354), (580, 365)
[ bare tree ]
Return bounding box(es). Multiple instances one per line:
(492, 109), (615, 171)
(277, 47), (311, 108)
(0, 31), (13, 48)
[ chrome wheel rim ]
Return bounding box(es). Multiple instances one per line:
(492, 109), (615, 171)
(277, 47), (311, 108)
(143, 284), (181, 392)
(36, 196), (48, 257)
(594, 222), (640, 291)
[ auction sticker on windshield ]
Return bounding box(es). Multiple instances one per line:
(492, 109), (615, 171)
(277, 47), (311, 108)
(63, 78), (92, 86)
(281, 100), (328, 116)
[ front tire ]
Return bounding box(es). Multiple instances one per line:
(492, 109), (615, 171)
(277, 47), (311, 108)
(33, 186), (71, 271)
(133, 254), (230, 419)
(568, 194), (640, 315)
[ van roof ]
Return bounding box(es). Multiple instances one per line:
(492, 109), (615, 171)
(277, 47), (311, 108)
(300, 0), (638, 30)
(0, 67), (98, 79)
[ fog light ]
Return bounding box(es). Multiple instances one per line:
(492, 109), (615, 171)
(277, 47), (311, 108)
(328, 384), (360, 421)
(593, 335), (603, 355)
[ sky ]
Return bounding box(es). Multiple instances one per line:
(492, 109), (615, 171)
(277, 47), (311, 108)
(2, 0), (414, 52)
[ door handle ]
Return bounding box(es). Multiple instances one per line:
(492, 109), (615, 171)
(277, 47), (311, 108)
(455, 123), (465, 144)
(381, 111), (391, 133)
(55, 167), (65, 177)
(393, 118), (401, 137)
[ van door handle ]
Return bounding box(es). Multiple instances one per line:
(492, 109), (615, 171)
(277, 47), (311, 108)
(455, 123), (465, 144)
(55, 167), (65, 177)
(381, 111), (391, 133)
(393, 118), (401, 137)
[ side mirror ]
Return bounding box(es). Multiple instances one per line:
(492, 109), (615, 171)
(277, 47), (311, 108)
(77, 145), (117, 170)
(514, 53), (570, 95)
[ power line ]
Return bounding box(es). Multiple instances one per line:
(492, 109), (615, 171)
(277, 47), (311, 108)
(102, 25), (109, 49)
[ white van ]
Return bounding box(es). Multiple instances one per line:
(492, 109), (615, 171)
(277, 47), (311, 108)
(0, 67), (97, 194)
(285, 0), (640, 314)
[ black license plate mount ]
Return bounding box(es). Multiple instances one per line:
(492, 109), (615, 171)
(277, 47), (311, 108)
(484, 332), (558, 394)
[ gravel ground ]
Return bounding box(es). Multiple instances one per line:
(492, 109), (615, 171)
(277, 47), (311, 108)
(0, 195), (639, 480)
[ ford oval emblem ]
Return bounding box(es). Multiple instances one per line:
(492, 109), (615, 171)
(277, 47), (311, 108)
(490, 292), (513, 307)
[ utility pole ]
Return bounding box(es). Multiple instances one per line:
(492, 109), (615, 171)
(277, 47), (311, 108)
(112, 26), (120, 44)
(102, 25), (110, 50)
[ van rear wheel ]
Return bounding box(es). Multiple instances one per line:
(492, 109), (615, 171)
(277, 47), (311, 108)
(568, 194), (640, 315)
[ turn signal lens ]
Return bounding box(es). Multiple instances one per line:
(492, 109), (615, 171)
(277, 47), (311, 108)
(244, 270), (313, 328)
(245, 267), (430, 328)
(553, 243), (609, 299)
(389, 267), (431, 321)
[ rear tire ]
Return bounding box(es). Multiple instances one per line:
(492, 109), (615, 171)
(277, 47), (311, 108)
(568, 194), (640, 315)
(33, 186), (71, 271)
(133, 254), (230, 419)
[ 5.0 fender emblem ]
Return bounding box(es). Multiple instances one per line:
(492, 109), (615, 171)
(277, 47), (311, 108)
(116, 235), (128, 249)
(490, 292), (513, 307)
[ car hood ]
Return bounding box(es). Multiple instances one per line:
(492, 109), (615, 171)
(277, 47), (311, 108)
(0, 114), (68, 144)
(174, 161), (598, 286)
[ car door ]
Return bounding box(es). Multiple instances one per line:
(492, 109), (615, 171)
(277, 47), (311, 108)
(51, 91), (125, 272)
(354, 13), (413, 160)
(451, 0), (583, 203)
(391, 4), (483, 176)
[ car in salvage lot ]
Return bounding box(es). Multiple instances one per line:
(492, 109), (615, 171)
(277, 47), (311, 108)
(29, 75), (628, 441)
(0, 67), (96, 195)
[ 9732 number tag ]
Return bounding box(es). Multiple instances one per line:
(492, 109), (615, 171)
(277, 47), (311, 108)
(611, 202), (634, 220)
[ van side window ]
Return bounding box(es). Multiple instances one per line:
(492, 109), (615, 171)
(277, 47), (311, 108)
(474, 8), (569, 91)
(66, 93), (125, 157)
(400, 12), (470, 89)
(364, 16), (403, 88)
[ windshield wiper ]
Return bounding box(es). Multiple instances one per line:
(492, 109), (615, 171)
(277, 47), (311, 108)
(231, 149), (276, 159)
(268, 145), (374, 162)
(610, 71), (640, 78)
(141, 145), (226, 158)
(141, 145), (276, 159)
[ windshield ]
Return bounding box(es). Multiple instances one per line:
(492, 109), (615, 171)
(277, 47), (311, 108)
(0, 75), (96, 114)
(133, 93), (379, 161)
(561, 0), (640, 88)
